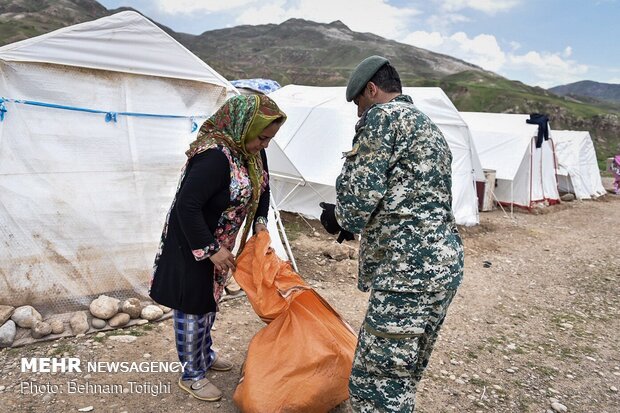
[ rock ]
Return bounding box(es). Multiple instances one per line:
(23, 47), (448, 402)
(108, 335), (137, 344)
(551, 402), (567, 412)
(89, 295), (120, 320)
(141, 305), (163, 321)
(121, 298), (142, 319)
(560, 193), (575, 202)
(91, 318), (107, 329)
(157, 305), (172, 314)
(321, 244), (350, 261)
(0, 320), (16, 347)
(31, 321), (52, 339)
(78, 406), (94, 412)
(108, 313), (130, 328)
(559, 323), (573, 329)
(11, 305), (42, 328)
(49, 319), (65, 334)
(70, 312), (89, 335)
(0, 305), (15, 326)
(610, 386), (618, 392)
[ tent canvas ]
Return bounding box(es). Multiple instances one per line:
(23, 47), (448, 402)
(0, 11), (290, 313)
(266, 85), (484, 226)
(460, 112), (560, 208)
(553, 130), (606, 199)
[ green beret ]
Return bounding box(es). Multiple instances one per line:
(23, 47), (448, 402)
(346, 55), (389, 102)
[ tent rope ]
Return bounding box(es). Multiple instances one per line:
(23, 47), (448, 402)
(0, 97), (208, 131)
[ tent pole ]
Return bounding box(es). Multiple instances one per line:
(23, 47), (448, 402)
(511, 182), (514, 218)
(270, 193), (298, 272)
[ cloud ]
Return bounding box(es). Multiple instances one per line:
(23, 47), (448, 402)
(155, 0), (256, 14)
(402, 30), (506, 71)
(401, 30), (590, 87)
(235, 0), (420, 39)
(508, 50), (588, 87)
(438, 0), (521, 14)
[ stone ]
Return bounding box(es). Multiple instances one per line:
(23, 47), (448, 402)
(141, 305), (163, 321)
(121, 298), (142, 319)
(108, 313), (130, 328)
(91, 318), (107, 329)
(560, 193), (575, 202)
(70, 312), (89, 335)
(159, 305), (172, 314)
(49, 319), (65, 334)
(551, 402), (567, 412)
(31, 321), (52, 339)
(0, 305), (15, 326)
(321, 244), (350, 261)
(89, 295), (120, 320)
(108, 335), (137, 344)
(11, 305), (42, 328)
(0, 320), (16, 347)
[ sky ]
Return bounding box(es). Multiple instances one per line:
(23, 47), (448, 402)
(98, 0), (620, 88)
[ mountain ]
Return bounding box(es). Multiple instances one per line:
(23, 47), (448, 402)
(0, 0), (618, 164)
(179, 18), (487, 86)
(549, 80), (620, 104)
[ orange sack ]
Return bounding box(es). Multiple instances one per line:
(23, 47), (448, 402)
(232, 232), (357, 413)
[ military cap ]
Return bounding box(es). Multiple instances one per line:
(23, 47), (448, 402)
(346, 55), (389, 102)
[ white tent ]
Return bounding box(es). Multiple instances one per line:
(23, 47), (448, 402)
(265, 85), (484, 226)
(461, 112), (560, 208)
(553, 130), (606, 199)
(0, 11), (289, 313)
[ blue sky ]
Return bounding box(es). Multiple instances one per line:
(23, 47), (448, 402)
(98, 0), (620, 88)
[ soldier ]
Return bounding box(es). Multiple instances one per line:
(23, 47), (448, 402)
(319, 56), (464, 412)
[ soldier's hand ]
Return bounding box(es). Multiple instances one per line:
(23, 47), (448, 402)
(319, 202), (341, 235)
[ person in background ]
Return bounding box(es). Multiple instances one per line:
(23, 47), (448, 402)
(150, 94), (286, 402)
(610, 154), (620, 194)
(319, 56), (464, 412)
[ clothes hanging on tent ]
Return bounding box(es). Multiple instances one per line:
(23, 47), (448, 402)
(526, 113), (550, 148)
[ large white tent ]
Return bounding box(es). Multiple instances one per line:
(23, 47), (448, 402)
(0, 11), (290, 313)
(266, 85), (484, 226)
(461, 112), (560, 208)
(553, 130), (606, 199)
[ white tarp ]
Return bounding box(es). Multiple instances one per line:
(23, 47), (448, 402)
(553, 130), (606, 199)
(461, 112), (560, 207)
(266, 85), (484, 226)
(0, 12), (286, 313)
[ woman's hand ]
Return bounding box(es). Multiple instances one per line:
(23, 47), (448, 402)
(209, 247), (236, 273)
(254, 223), (268, 233)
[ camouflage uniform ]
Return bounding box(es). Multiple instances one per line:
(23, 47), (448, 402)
(335, 95), (464, 412)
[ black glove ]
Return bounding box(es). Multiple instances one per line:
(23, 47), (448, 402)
(319, 202), (341, 234)
(320, 202), (355, 243)
(337, 229), (355, 243)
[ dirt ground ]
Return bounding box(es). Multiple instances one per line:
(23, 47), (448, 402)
(1, 193), (619, 413)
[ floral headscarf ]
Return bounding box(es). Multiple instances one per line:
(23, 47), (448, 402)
(186, 94), (286, 253)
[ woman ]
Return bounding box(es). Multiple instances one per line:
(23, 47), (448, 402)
(149, 94), (286, 402)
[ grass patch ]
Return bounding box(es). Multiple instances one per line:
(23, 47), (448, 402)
(49, 343), (75, 357)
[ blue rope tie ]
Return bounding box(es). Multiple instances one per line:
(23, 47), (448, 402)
(0, 97), (209, 130)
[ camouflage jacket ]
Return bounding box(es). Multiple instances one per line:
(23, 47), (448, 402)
(335, 95), (464, 293)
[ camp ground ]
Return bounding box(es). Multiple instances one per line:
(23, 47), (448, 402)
(552, 130), (607, 200)
(0, 11), (299, 316)
(266, 85), (485, 226)
(460, 112), (561, 210)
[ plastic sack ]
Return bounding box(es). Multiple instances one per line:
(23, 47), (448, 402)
(232, 232), (357, 413)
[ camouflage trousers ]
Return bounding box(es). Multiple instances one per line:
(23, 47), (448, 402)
(349, 289), (457, 412)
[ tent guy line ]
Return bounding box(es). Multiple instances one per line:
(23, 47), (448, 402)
(0, 97), (209, 131)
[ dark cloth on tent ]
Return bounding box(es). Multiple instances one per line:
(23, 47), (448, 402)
(526, 113), (550, 148)
(150, 148), (270, 314)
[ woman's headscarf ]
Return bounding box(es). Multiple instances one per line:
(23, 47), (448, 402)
(186, 94), (286, 253)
